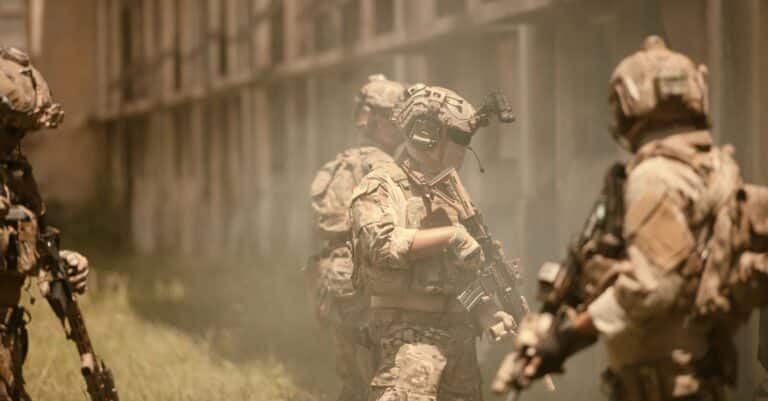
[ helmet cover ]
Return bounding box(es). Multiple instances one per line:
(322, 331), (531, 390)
(392, 84), (478, 149)
(0, 47), (63, 131)
(354, 74), (405, 128)
(610, 36), (708, 141)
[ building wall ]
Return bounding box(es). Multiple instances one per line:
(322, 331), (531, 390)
(0, 0), (101, 213)
(0, 0), (28, 50)
(25, 0), (101, 211)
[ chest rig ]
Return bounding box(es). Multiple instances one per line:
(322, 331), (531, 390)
(367, 161), (475, 297)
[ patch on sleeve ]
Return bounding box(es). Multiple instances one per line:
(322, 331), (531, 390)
(351, 176), (386, 204)
(625, 190), (695, 271)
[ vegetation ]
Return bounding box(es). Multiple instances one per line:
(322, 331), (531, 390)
(21, 273), (313, 401)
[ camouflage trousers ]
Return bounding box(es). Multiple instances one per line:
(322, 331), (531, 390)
(0, 308), (29, 401)
(367, 309), (482, 401)
(333, 324), (374, 401)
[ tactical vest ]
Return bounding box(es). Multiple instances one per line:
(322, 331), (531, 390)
(621, 130), (768, 330)
(0, 157), (42, 307)
(311, 146), (394, 242)
(353, 161), (475, 301)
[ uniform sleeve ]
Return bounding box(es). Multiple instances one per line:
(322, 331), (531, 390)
(350, 176), (416, 270)
(589, 158), (699, 339)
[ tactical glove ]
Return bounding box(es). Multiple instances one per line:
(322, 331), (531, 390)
(60, 249), (89, 294)
(493, 310), (597, 394)
(448, 224), (484, 270)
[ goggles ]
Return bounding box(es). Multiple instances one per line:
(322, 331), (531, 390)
(407, 116), (472, 149)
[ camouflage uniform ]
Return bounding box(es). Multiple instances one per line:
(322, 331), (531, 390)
(582, 37), (740, 401)
(494, 37), (768, 401)
(350, 85), (497, 401)
(587, 129), (739, 401)
(308, 75), (405, 401)
(0, 47), (88, 401)
(351, 160), (482, 401)
(310, 146), (396, 401)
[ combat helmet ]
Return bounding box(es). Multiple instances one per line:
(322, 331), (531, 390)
(610, 36), (709, 150)
(0, 47), (63, 132)
(393, 83), (480, 150)
(354, 74), (405, 129)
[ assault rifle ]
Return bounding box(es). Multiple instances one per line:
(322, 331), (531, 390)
(493, 162), (626, 401)
(423, 169), (556, 392)
(5, 206), (120, 401)
(537, 162), (627, 313)
(425, 169), (528, 326)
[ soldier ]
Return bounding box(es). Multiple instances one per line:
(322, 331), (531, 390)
(350, 83), (517, 401)
(308, 74), (405, 401)
(0, 47), (89, 401)
(493, 35), (768, 401)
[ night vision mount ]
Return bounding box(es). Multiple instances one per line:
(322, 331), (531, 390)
(474, 91), (516, 128)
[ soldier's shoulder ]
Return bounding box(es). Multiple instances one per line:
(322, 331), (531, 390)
(345, 146), (394, 169)
(628, 155), (700, 191)
(351, 161), (403, 204)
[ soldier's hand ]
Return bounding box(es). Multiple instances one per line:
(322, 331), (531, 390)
(448, 224), (485, 270)
(491, 351), (528, 395)
(488, 311), (518, 341)
(60, 250), (89, 294)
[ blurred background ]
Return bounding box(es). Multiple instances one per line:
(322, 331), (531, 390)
(2, 0), (768, 400)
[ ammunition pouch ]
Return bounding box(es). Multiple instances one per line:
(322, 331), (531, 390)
(601, 353), (724, 401)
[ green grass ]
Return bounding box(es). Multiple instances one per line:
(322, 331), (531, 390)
(21, 274), (313, 401)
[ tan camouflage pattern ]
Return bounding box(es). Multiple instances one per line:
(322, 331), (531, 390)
(0, 47), (63, 131)
(351, 161), (476, 297)
(310, 146), (394, 315)
(610, 36), (708, 144)
(333, 325), (374, 401)
(312, 147), (394, 239)
(309, 146), (395, 401)
(0, 154), (53, 401)
(392, 84), (479, 135)
(350, 161), (482, 401)
(586, 129), (742, 399)
(0, 320), (30, 401)
(0, 156), (45, 280)
(356, 75), (406, 111)
(367, 315), (481, 401)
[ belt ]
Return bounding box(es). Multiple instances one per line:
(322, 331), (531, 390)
(370, 306), (471, 327)
(371, 293), (465, 313)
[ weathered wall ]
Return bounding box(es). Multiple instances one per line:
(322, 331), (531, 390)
(24, 0), (101, 212)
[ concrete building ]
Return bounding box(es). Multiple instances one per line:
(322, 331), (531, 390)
(92, 0), (768, 262)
